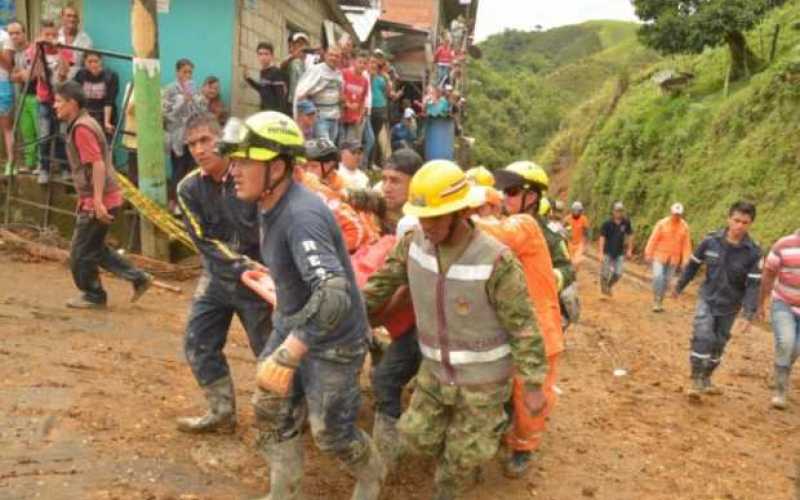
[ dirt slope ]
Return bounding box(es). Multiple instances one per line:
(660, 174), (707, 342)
(1, 250), (798, 500)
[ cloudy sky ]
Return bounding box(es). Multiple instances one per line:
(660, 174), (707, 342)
(474, 0), (640, 41)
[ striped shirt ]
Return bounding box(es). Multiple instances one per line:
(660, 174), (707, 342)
(765, 230), (800, 313)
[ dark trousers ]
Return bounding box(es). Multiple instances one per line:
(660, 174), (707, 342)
(184, 273), (272, 386)
(370, 107), (388, 168)
(371, 328), (422, 418)
(169, 146), (194, 202)
(689, 298), (738, 378)
(70, 208), (147, 304)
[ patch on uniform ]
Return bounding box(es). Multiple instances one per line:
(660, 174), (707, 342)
(455, 296), (471, 316)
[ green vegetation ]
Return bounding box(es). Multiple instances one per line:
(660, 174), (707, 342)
(562, 0), (800, 248)
(465, 21), (655, 167)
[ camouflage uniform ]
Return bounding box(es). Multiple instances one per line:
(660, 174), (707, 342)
(535, 214), (576, 291)
(363, 228), (547, 498)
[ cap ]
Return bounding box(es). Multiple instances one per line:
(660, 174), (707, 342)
(296, 100), (317, 115)
(671, 202), (684, 215)
(613, 201), (625, 211)
(291, 32), (310, 43)
(571, 201), (584, 212)
(403, 107), (415, 119)
(373, 48), (386, 59)
(385, 148), (423, 177)
(340, 140), (363, 153)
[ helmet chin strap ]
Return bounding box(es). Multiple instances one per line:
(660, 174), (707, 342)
(258, 157), (291, 201)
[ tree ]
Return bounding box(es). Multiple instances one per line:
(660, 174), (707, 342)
(633, 0), (786, 80)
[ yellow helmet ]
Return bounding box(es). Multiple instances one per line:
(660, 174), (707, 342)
(223, 112), (306, 162)
(404, 160), (481, 218)
(465, 166), (495, 188)
(539, 196), (551, 216)
(505, 160), (549, 190)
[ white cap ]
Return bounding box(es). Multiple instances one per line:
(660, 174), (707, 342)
(403, 107), (415, 119)
(613, 201), (625, 211)
(671, 202), (684, 215)
(291, 32), (310, 43)
(571, 201), (584, 212)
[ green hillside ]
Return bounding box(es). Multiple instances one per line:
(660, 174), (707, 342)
(549, 0), (800, 248)
(465, 21), (656, 167)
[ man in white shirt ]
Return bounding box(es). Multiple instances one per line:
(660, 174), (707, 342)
(58, 5), (93, 69)
(337, 141), (369, 190)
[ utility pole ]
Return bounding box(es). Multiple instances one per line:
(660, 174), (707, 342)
(130, 0), (170, 260)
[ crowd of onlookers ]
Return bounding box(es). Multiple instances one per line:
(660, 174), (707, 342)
(0, 6), (469, 214)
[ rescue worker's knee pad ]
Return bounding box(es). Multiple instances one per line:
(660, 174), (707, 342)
(312, 427), (369, 466)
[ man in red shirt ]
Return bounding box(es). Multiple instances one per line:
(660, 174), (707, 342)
(53, 81), (152, 309)
(341, 50), (370, 146)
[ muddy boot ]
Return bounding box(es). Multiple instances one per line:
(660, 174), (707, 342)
(261, 435), (305, 500)
(504, 450), (535, 478)
(702, 377), (724, 396)
(372, 412), (402, 473)
(652, 296), (664, 313)
(433, 468), (457, 500)
(350, 433), (386, 500)
(176, 376), (236, 434)
(771, 366), (790, 410)
(687, 376), (705, 401)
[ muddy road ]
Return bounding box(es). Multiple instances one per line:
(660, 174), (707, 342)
(1, 249), (798, 500)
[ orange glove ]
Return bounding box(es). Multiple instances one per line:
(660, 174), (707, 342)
(523, 387), (546, 416)
(256, 334), (308, 396)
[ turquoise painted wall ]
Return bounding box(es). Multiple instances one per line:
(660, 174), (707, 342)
(83, 0), (236, 112)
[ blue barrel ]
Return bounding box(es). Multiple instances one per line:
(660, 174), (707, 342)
(424, 117), (455, 161)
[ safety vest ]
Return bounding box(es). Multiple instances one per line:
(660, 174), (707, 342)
(407, 228), (512, 386)
(64, 111), (120, 199)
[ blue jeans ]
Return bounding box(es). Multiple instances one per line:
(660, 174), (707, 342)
(652, 261), (676, 300)
(252, 334), (369, 465)
(313, 117), (340, 143)
(436, 64), (451, 87)
(184, 272), (272, 386)
(371, 328), (421, 419)
(601, 255), (625, 291)
(361, 117), (375, 170)
(38, 103), (57, 174)
(771, 299), (800, 369)
(690, 298), (738, 377)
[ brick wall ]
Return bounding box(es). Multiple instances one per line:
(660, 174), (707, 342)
(232, 0), (333, 116)
(380, 0), (438, 30)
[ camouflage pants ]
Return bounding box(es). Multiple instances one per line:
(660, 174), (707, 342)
(398, 361), (511, 496)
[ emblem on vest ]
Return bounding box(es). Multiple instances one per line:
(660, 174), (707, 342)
(455, 296), (471, 316)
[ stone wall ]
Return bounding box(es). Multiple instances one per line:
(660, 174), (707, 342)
(232, 0), (335, 117)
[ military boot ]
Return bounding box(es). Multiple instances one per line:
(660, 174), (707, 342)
(176, 376), (236, 433)
(350, 433), (386, 500)
(372, 412), (402, 473)
(259, 435), (305, 500)
(504, 450), (535, 478)
(771, 366), (790, 410)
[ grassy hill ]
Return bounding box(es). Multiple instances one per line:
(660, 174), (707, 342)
(465, 20), (655, 167)
(545, 0), (800, 248)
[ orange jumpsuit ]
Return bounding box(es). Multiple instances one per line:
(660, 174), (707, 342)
(475, 214), (564, 452)
(566, 213), (590, 268)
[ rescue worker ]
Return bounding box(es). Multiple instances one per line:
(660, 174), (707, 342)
(644, 203), (692, 312)
(493, 161), (579, 328)
(565, 201), (590, 268)
(674, 201), (761, 401)
(53, 81), (153, 309)
(758, 227), (800, 409)
(362, 161), (548, 500)
(175, 113), (271, 433)
(300, 138), (375, 252)
(465, 169), (564, 478)
(226, 111), (385, 500)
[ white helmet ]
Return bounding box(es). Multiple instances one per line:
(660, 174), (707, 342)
(571, 201), (584, 212)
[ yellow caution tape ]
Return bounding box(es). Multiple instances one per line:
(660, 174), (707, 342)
(115, 173), (197, 252)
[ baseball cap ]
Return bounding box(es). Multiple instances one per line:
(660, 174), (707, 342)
(296, 100), (316, 115)
(613, 201), (625, 211)
(340, 140), (363, 153)
(385, 148), (423, 177)
(671, 202), (684, 215)
(373, 48), (386, 59)
(291, 32), (310, 44)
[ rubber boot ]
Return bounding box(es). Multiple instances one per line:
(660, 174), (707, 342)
(433, 467), (457, 500)
(652, 296), (664, 313)
(771, 366), (790, 410)
(504, 450), (535, 478)
(176, 376), (236, 433)
(687, 376), (705, 401)
(261, 435), (305, 500)
(702, 376), (724, 396)
(372, 412), (402, 473)
(350, 433), (386, 500)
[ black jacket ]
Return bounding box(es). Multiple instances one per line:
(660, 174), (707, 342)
(676, 229), (762, 318)
(245, 67), (290, 114)
(177, 168), (261, 282)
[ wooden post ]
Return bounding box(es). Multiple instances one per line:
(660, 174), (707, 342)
(130, 0), (169, 260)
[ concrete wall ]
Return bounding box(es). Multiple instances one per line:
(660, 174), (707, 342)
(232, 0), (334, 116)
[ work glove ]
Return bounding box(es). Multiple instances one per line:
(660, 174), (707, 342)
(523, 386), (547, 416)
(256, 334), (308, 396)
